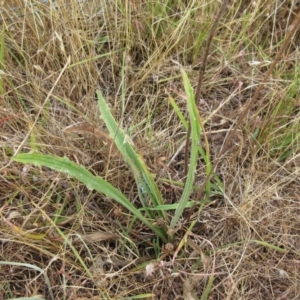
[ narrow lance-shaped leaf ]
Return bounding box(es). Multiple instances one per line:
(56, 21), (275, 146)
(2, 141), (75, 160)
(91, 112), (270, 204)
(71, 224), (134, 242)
(12, 153), (167, 241)
(170, 69), (201, 228)
(97, 90), (166, 220)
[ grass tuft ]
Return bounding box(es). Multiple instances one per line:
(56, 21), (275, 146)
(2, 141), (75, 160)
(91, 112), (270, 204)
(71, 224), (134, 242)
(1, 0), (300, 299)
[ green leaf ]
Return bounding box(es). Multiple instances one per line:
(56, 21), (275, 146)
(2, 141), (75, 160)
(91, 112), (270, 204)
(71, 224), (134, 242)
(97, 90), (166, 220)
(140, 201), (198, 211)
(169, 95), (188, 129)
(170, 69), (201, 228)
(12, 153), (167, 241)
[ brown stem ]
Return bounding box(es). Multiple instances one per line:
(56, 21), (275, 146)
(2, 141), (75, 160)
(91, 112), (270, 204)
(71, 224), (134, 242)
(194, 0), (229, 105)
(184, 0), (229, 177)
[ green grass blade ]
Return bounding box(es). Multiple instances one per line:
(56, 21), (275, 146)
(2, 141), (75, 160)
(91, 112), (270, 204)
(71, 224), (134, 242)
(201, 275), (214, 300)
(0, 261), (53, 300)
(141, 201), (198, 211)
(197, 143), (212, 200)
(170, 69), (201, 228)
(12, 153), (167, 241)
(97, 90), (166, 219)
(251, 239), (287, 253)
(169, 95), (188, 129)
(169, 91), (218, 200)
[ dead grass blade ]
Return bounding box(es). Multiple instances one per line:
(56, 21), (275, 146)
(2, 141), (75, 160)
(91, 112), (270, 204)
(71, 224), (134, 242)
(0, 28), (4, 95)
(78, 231), (118, 243)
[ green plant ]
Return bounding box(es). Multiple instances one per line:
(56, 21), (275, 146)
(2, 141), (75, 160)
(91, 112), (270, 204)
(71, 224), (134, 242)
(12, 66), (218, 245)
(170, 69), (201, 228)
(13, 152), (168, 241)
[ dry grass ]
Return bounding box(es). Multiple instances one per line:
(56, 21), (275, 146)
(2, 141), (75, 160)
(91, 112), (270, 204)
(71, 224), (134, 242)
(1, 0), (300, 299)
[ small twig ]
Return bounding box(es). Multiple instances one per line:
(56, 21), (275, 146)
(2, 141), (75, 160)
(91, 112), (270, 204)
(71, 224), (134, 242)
(194, 0), (229, 105)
